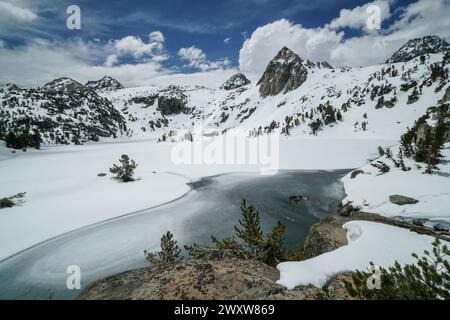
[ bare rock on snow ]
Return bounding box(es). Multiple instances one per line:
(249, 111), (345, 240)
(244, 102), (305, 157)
(389, 195), (419, 206)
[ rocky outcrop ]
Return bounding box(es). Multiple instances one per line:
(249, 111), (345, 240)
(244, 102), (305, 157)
(42, 77), (86, 92)
(78, 258), (320, 300)
(386, 35), (449, 64)
(389, 195), (419, 206)
(257, 47), (308, 97)
(220, 73), (251, 90)
(302, 215), (349, 259)
(78, 210), (450, 300)
(85, 76), (124, 91)
(157, 86), (189, 116)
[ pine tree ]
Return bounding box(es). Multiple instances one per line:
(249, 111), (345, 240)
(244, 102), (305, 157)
(397, 149), (410, 171)
(184, 199), (286, 267)
(144, 231), (182, 265)
(345, 238), (450, 300)
(235, 199), (263, 252)
(110, 154), (138, 182)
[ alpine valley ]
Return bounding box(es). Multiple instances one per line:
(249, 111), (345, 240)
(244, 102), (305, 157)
(0, 35), (449, 299)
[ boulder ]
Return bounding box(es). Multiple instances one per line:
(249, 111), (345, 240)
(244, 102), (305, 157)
(389, 195), (419, 205)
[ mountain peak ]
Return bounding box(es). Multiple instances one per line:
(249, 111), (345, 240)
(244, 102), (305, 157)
(220, 73), (251, 90)
(42, 77), (85, 92)
(257, 47), (308, 97)
(85, 76), (124, 91)
(386, 35), (449, 64)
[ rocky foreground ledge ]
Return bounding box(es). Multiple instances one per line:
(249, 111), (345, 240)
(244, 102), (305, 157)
(78, 212), (447, 300)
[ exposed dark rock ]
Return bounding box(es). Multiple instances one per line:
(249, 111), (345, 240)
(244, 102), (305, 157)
(220, 73), (251, 90)
(157, 86), (189, 116)
(389, 195), (419, 206)
(289, 194), (308, 204)
(42, 77), (86, 92)
(350, 170), (364, 179)
(433, 224), (449, 232)
(97, 173), (107, 177)
(85, 76), (124, 91)
(386, 36), (449, 64)
(257, 47), (308, 97)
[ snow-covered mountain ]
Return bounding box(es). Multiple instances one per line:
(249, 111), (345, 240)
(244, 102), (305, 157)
(219, 73), (250, 90)
(85, 76), (124, 92)
(0, 77), (126, 145)
(1, 35), (449, 146)
(386, 35), (449, 64)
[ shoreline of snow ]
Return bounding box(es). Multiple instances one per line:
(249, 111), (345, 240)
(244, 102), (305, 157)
(341, 143), (450, 224)
(277, 220), (448, 290)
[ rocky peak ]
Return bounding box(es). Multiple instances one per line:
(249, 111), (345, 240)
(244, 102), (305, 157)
(220, 73), (251, 90)
(85, 76), (124, 91)
(42, 77), (85, 92)
(0, 83), (20, 92)
(386, 35), (449, 64)
(257, 47), (308, 97)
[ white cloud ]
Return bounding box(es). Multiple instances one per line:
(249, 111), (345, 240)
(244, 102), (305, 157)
(328, 0), (391, 32)
(0, 38), (166, 88)
(0, 1), (37, 22)
(224, 37), (232, 44)
(114, 35), (163, 59)
(239, 19), (342, 76)
(104, 54), (118, 67)
(149, 31), (165, 43)
(239, 0), (450, 75)
(178, 45), (230, 71)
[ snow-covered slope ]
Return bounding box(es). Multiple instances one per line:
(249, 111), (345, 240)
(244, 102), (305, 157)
(96, 47), (449, 144)
(0, 78), (126, 145)
(1, 36), (449, 147)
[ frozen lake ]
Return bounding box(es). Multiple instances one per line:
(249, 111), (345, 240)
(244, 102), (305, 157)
(0, 169), (349, 299)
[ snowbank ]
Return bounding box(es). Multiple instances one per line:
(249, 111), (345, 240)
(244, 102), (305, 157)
(277, 221), (447, 289)
(341, 144), (450, 223)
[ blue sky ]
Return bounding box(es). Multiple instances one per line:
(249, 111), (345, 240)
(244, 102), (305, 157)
(1, 0), (416, 68)
(0, 0), (449, 87)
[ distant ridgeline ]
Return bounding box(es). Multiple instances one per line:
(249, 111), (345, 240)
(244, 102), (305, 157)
(1, 35), (449, 149)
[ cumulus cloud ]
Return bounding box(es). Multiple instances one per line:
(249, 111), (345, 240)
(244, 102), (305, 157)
(104, 54), (119, 67)
(149, 31), (165, 43)
(239, 19), (342, 76)
(114, 35), (163, 59)
(328, 0), (391, 31)
(239, 0), (450, 75)
(178, 45), (231, 71)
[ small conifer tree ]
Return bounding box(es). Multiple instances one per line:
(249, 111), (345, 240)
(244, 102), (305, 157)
(110, 154), (137, 182)
(144, 231), (182, 265)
